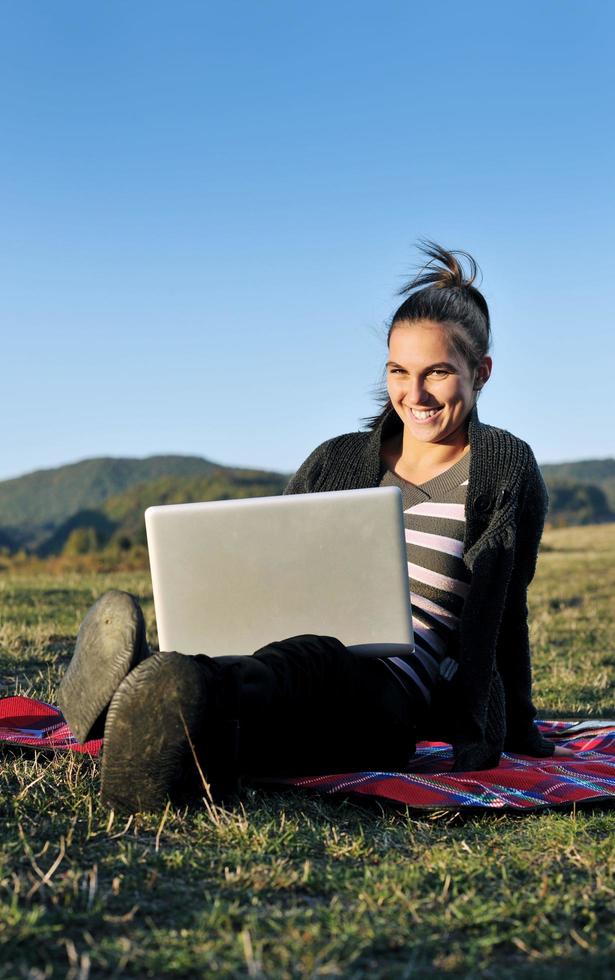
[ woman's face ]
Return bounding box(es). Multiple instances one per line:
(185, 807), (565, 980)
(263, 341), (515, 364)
(386, 320), (492, 447)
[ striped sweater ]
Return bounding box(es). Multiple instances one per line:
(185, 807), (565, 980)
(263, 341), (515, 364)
(379, 453), (471, 706)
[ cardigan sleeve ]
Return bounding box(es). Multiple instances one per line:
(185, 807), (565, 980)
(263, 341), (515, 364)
(283, 439), (330, 495)
(496, 454), (555, 757)
(448, 540), (512, 772)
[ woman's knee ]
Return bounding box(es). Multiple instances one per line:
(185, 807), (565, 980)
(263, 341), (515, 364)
(250, 634), (352, 699)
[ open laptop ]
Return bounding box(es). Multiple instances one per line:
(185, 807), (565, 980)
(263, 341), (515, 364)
(144, 487), (414, 658)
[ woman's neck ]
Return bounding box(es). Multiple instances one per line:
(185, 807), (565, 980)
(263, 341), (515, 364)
(382, 425), (470, 485)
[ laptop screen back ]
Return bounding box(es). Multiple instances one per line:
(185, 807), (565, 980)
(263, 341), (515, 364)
(145, 487), (413, 657)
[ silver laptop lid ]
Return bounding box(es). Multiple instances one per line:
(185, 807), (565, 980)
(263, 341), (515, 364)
(145, 487), (413, 657)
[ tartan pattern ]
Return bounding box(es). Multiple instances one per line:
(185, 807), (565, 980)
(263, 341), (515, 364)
(1, 696), (614, 810)
(0, 697), (103, 757)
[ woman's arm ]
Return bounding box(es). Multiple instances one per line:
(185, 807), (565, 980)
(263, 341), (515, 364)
(283, 442), (328, 495)
(496, 454), (555, 757)
(284, 446), (320, 494)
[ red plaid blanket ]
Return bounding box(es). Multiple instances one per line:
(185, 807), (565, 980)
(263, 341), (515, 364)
(1, 696), (614, 810)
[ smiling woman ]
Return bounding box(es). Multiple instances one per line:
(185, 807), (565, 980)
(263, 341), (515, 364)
(55, 241), (573, 813)
(280, 244), (574, 768)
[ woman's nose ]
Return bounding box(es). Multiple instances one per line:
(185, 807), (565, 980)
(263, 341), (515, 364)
(406, 377), (429, 405)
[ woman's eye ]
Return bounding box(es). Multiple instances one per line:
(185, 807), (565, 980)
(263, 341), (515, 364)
(388, 367), (451, 377)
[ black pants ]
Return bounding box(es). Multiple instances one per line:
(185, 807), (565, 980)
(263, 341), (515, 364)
(211, 634), (425, 777)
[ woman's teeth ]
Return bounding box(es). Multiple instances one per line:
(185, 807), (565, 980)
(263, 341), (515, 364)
(411, 408), (440, 419)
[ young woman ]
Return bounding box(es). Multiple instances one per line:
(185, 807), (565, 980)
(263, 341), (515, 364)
(57, 243), (573, 812)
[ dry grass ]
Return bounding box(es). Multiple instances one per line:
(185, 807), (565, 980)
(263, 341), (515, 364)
(0, 525), (614, 978)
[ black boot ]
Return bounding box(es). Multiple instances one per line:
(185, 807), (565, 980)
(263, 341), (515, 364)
(101, 653), (242, 812)
(57, 590), (150, 743)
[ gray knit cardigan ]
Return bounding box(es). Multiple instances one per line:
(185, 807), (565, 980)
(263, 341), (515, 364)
(284, 404), (555, 772)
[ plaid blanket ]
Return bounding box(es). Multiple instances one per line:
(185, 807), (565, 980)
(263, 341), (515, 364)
(1, 696), (614, 810)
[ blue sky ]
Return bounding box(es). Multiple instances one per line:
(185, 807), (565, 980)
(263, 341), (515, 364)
(2, 0), (613, 481)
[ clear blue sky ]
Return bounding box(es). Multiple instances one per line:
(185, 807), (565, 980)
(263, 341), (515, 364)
(2, 0), (613, 481)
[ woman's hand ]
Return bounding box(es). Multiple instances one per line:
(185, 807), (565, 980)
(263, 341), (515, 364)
(551, 745), (577, 758)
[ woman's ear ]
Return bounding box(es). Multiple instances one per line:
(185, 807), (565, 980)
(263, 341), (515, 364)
(473, 356), (492, 391)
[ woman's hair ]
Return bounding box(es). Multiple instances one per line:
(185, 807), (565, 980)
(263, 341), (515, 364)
(367, 241), (491, 429)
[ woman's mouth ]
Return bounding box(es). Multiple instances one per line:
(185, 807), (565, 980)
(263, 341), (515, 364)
(409, 406), (442, 423)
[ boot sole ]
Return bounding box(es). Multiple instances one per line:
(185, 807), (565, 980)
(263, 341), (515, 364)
(57, 590), (148, 743)
(101, 652), (214, 812)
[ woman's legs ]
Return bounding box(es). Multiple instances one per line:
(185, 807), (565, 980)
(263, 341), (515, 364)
(236, 635), (419, 777)
(58, 593), (422, 810)
(101, 635), (421, 810)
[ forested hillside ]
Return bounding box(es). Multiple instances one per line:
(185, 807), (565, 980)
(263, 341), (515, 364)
(541, 458), (615, 509)
(0, 455), (220, 527)
(1, 452), (613, 558)
(0, 456), (287, 555)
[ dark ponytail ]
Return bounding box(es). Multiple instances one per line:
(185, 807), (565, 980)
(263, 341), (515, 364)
(367, 241), (491, 429)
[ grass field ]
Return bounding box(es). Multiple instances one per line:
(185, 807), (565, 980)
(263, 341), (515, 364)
(1, 524), (614, 978)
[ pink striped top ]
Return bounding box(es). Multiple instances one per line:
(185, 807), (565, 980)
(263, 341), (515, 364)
(379, 452), (471, 708)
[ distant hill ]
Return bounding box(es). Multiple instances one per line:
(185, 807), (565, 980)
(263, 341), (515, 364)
(1, 452), (614, 558)
(42, 468), (288, 554)
(543, 480), (613, 527)
(0, 455), (288, 555)
(541, 458), (615, 510)
(0, 455), (222, 528)
(0, 527), (17, 551)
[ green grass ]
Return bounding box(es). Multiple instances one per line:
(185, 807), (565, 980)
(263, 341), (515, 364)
(1, 526), (614, 978)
